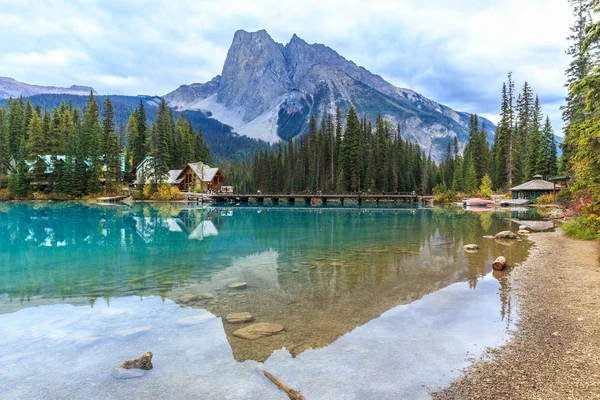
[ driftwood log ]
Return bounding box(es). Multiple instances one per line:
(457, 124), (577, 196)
(262, 370), (306, 400)
(493, 256), (507, 271)
(120, 351), (153, 370)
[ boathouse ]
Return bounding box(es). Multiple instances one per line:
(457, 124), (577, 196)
(510, 175), (556, 200)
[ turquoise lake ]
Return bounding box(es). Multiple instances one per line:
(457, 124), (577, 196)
(0, 202), (532, 399)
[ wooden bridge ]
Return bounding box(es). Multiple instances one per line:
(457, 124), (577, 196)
(212, 193), (434, 205)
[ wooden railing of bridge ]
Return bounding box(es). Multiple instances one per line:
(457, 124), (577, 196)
(211, 193), (434, 205)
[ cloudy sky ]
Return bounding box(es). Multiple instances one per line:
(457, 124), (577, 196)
(0, 0), (573, 133)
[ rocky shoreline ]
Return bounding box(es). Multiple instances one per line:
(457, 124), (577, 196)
(433, 230), (600, 399)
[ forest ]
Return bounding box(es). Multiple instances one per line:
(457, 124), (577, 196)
(0, 93), (210, 199)
(559, 0), (600, 239)
(221, 77), (558, 197)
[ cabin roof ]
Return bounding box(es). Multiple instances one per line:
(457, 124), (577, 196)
(179, 162), (219, 182)
(167, 169), (183, 184)
(547, 175), (569, 181)
(510, 178), (554, 191)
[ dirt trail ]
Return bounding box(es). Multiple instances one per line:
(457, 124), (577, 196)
(434, 230), (600, 399)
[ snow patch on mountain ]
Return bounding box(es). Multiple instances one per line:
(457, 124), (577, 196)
(0, 77), (96, 99)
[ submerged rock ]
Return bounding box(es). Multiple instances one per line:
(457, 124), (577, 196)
(233, 322), (284, 340)
(74, 337), (100, 348)
(113, 327), (150, 339)
(120, 351), (153, 370)
(483, 235), (495, 239)
(226, 312), (254, 323)
(463, 244), (479, 251)
(495, 231), (518, 239)
(178, 293), (213, 304)
(176, 314), (214, 326)
(495, 238), (517, 247)
(228, 282), (248, 290)
(519, 220), (555, 231)
(518, 230), (530, 235)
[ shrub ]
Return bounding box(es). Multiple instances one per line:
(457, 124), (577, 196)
(562, 216), (600, 240)
(535, 193), (555, 205)
(0, 189), (13, 201)
(151, 184), (184, 201)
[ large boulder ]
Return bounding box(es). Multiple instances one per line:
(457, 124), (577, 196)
(233, 323), (284, 340)
(495, 231), (518, 239)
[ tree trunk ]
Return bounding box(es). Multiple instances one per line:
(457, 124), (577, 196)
(493, 256), (507, 271)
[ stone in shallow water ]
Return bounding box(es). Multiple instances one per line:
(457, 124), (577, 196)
(517, 230), (530, 235)
(112, 367), (147, 379)
(483, 235), (495, 239)
(226, 312), (254, 323)
(176, 314), (214, 326)
(495, 231), (518, 239)
(113, 327), (150, 339)
(178, 293), (213, 304)
(463, 244), (479, 251)
(233, 323), (284, 340)
(228, 282), (248, 290)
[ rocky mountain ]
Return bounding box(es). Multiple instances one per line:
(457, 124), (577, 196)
(165, 29), (495, 159)
(0, 77), (97, 99)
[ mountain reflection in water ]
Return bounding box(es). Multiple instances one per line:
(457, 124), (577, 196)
(0, 203), (530, 364)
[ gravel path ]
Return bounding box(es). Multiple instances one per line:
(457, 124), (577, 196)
(434, 230), (600, 399)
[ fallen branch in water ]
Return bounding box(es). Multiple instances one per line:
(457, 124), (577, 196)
(262, 370), (307, 400)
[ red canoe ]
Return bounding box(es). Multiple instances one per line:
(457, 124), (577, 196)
(463, 198), (495, 207)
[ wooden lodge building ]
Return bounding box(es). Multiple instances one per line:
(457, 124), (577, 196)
(134, 158), (224, 192)
(510, 174), (567, 200)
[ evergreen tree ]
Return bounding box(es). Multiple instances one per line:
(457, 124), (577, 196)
(26, 111), (45, 158)
(102, 97), (120, 192)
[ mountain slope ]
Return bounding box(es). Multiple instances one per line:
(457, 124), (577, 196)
(0, 77), (96, 99)
(165, 29), (496, 159)
(0, 93), (271, 161)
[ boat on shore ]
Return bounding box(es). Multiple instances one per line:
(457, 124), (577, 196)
(462, 198), (495, 207)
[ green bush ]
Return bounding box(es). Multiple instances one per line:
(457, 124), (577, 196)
(562, 216), (600, 240)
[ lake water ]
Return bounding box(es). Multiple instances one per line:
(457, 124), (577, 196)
(0, 202), (532, 399)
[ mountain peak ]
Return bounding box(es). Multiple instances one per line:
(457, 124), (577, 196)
(0, 77), (97, 99)
(165, 29), (496, 156)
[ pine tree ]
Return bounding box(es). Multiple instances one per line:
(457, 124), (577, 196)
(81, 91), (102, 193)
(341, 106), (362, 192)
(26, 111), (45, 158)
(525, 95), (543, 179)
(134, 100), (148, 168)
(102, 97), (120, 192)
(150, 98), (171, 185)
(561, 0), (593, 168)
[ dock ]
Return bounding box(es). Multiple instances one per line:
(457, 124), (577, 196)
(212, 193), (434, 205)
(96, 195), (128, 203)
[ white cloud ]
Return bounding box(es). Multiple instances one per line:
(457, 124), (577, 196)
(0, 0), (574, 133)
